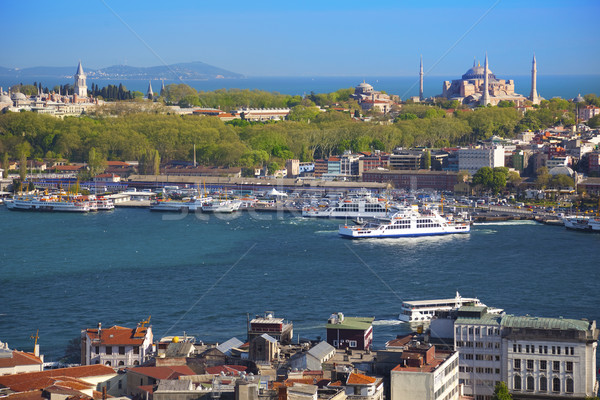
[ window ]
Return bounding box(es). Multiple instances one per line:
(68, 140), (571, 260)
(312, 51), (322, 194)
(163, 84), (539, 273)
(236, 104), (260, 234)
(133, 346), (140, 355)
(118, 360), (125, 366)
(540, 376), (547, 391)
(527, 360), (533, 370)
(518, 344), (522, 353)
(106, 346), (112, 355)
(118, 380), (122, 389)
(133, 360), (140, 366)
(526, 345), (530, 353)
(475, 328), (480, 335)
(557, 346), (561, 355)
(527, 376), (534, 391)
(553, 361), (560, 372)
(476, 342), (483, 348)
(539, 345), (543, 354)
(333, 340), (338, 347)
(513, 344), (517, 353)
(566, 378), (573, 393)
(95, 346), (99, 354)
(469, 327), (474, 334)
(544, 346), (548, 354)
(553, 377), (560, 392)
(465, 354), (473, 360)
(118, 346), (125, 355)
(552, 346), (556, 354)
(349, 340), (357, 348)
(514, 375), (521, 390)
(514, 359), (521, 370)
(540, 360), (547, 370)
(570, 347), (574, 355)
(566, 361), (573, 372)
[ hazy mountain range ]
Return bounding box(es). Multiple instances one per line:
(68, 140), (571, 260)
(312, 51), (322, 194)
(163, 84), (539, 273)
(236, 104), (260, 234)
(0, 61), (244, 80)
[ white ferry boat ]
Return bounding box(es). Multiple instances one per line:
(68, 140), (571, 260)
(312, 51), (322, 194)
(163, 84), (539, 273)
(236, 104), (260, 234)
(5, 195), (91, 212)
(303, 193), (394, 219)
(338, 204), (470, 238)
(563, 216), (600, 232)
(399, 292), (503, 323)
(201, 199), (241, 213)
(149, 198), (205, 212)
(94, 196), (115, 211)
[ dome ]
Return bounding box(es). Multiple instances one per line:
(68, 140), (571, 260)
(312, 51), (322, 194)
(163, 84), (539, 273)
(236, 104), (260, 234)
(356, 81), (373, 90)
(574, 94), (585, 103)
(461, 63), (496, 81)
(11, 92), (27, 100)
(549, 166), (574, 177)
(0, 94), (11, 103)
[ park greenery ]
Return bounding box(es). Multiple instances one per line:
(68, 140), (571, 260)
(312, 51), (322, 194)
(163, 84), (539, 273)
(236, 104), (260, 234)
(0, 85), (598, 174)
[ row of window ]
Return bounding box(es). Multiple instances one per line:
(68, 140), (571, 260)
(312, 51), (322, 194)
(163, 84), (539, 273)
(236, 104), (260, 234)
(514, 375), (573, 393)
(460, 353), (500, 361)
(514, 359), (573, 373)
(459, 366), (500, 375)
(512, 343), (575, 356)
(94, 345), (139, 355)
(456, 326), (500, 336)
(456, 341), (500, 349)
(434, 383), (458, 400)
(416, 223), (441, 228)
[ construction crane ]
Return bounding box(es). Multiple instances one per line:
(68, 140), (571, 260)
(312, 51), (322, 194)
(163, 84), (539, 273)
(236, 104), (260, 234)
(139, 316), (151, 328)
(30, 329), (39, 347)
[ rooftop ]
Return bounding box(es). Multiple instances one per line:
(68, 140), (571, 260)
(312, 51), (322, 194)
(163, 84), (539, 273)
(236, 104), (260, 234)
(0, 351), (43, 368)
(0, 365), (114, 393)
(501, 315), (592, 331)
(326, 317), (374, 331)
(85, 325), (150, 346)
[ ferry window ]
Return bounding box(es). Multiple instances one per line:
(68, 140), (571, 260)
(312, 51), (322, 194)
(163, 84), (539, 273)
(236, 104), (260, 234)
(349, 340), (357, 348)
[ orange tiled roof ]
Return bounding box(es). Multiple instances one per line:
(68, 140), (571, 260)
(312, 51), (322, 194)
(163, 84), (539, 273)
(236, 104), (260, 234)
(328, 381), (342, 387)
(127, 365), (195, 380)
(0, 365), (114, 392)
(106, 161), (130, 166)
(205, 365), (247, 375)
(0, 351), (43, 368)
(2, 391), (45, 399)
(85, 326), (149, 346)
(346, 372), (376, 385)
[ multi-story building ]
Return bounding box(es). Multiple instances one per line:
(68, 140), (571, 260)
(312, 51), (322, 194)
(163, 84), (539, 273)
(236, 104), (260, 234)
(450, 307), (599, 400)
(362, 170), (458, 192)
(358, 152), (390, 176)
(454, 307), (503, 399)
(247, 311), (293, 344)
(503, 315), (598, 399)
(314, 159), (328, 178)
(458, 146), (504, 175)
(389, 151), (423, 171)
(81, 323), (153, 367)
(578, 105), (600, 122)
(326, 313), (373, 351)
(588, 152), (600, 175)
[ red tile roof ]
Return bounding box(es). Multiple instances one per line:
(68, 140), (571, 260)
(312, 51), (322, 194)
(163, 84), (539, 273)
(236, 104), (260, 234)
(106, 161), (130, 167)
(53, 165), (84, 171)
(127, 365), (195, 380)
(2, 391), (45, 400)
(0, 365), (114, 393)
(346, 372), (376, 385)
(85, 326), (149, 346)
(0, 351), (43, 368)
(205, 365), (247, 375)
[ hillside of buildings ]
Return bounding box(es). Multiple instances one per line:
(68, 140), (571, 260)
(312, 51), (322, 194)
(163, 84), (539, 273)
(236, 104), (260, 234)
(0, 90), (599, 176)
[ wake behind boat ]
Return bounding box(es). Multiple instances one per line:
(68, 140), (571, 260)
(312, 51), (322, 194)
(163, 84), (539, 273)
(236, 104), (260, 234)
(338, 204), (470, 238)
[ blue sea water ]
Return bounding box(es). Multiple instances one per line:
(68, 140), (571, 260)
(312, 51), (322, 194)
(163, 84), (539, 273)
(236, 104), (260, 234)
(2, 75), (599, 100)
(0, 206), (599, 363)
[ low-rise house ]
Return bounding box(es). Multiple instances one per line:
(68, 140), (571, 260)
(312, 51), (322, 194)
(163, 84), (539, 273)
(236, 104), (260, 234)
(81, 322), (153, 367)
(326, 314), (374, 351)
(248, 312), (294, 344)
(288, 342), (336, 371)
(344, 372), (383, 400)
(125, 365), (196, 399)
(249, 334), (279, 363)
(0, 343), (43, 376)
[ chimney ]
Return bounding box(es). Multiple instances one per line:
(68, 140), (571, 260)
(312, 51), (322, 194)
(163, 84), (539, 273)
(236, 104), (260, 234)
(34, 344), (40, 358)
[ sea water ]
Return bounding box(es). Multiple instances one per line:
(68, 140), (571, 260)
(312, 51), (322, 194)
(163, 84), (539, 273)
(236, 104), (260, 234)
(0, 207), (599, 362)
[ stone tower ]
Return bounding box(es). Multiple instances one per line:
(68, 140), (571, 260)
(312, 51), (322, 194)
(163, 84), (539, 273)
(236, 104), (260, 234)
(419, 55), (424, 102)
(481, 53), (490, 106)
(147, 81), (154, 100)
(74, 61), (87, 98)
(530, 53), (539, 104)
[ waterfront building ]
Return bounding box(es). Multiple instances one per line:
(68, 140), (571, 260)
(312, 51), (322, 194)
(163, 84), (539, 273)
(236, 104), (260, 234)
(362, 170), (458, 192)
(326, 313), (374, 351)
(458, 146), (505, 175)
(81, 322), (153, 367)
(390, 341), (459, 400)
(441, 55), (532, 106)
(248, 312), (293, 344)
(357, 152), (390, 177)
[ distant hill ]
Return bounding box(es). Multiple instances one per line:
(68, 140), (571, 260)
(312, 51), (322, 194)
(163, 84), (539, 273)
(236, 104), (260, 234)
(0, 61), (244, 80)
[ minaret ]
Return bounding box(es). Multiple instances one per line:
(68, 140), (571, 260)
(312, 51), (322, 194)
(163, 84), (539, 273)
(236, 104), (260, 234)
(530, 53), (539, 104)
(481, 52), (490, 106)
(74, 61), (87, 98)
(419, 55), (424, 102)
(147, 81), (154, 100)
(160, 80), (165, 97)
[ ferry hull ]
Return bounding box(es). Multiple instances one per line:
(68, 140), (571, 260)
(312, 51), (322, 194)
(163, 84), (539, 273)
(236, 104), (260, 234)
(338, 226), (470, 239)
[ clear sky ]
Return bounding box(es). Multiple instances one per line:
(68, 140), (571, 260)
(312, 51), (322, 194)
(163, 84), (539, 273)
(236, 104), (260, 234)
(2, 0), (599, 77)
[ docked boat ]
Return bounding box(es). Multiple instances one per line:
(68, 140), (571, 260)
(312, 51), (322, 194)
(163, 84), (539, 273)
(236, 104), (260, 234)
(338, 204), (470, 238)
(303, 192), (395, 219)
(201, 199), (241, 213)
(5, 194), (91, 212)
(149, 198), (204, 212)
(399, 292), (503, 323)
(94, 196), (115, 211)
(563, 216), (600, 232)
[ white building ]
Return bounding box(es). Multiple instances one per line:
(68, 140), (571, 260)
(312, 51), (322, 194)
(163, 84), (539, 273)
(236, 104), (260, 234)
(503, 315), (598, 399)
(454, 307), (503, 399)
(390, 342), (459, 400)
(81, 323), (153, 367)
(345, 372), (384, 400)
(451, 307), (599, 400)
(458, 146), (505, 175)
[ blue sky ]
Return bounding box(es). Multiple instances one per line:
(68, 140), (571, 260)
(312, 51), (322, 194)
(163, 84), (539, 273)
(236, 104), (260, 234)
(2, 0), (599, 76)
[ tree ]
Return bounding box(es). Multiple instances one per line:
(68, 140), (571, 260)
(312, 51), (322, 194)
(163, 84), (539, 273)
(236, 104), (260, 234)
(507, 171), (522, 189)
(88, 147), (106, 177)
(2, 153), (8, 178)
(587, 114), (600, 129)
(60, 337), (81, 364)
(19, 151), (27, 182)
(535, 166), (550, 189)
(153, 149), (160, 175)
(457, 170), (471, 183)
(423, 150), (431, 169)
(492, 381), (513, 400)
